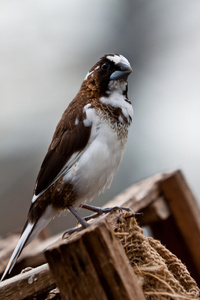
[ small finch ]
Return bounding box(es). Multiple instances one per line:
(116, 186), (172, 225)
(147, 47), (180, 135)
(1, 54), (133, 281)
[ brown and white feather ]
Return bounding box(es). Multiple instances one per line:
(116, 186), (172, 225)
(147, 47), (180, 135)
(1, 53), (133, 281)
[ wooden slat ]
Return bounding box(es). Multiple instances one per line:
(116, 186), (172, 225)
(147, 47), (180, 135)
(0, 264), (55, 300)
(0, 173), (167, 279)
(0, 232), (63, 278)
(136, 196), (171, 225)
(1, 170), (199, 298)
(160, 170), (200, 274)
(45, 221), (145, 300)
(104, 172), (167, 212)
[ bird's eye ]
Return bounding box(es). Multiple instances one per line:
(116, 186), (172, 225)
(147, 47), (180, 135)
(101, 62), (110, 70)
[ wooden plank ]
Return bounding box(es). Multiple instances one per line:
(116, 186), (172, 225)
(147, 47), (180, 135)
(0, 230), (50, 275)
(104, 173), (167, 212)
(160, 170), (200, 274)
(45, 221), (145, 300)
(0, 264), (55, 300)
(136, 196), (171, 225)
(3, 170), (199, 298)
(0, 173), (167, 279)
(0, 232), (62, 279)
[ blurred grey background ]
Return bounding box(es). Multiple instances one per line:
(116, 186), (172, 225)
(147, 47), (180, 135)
(1, 0), (200, 236)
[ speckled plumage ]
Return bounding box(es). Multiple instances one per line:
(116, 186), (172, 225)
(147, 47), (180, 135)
(1, 54), (133, 281)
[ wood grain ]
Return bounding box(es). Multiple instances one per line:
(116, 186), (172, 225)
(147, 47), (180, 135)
(45, 221), (145, 300)
(0, 264), (55, 300)
(160, 170), (200, 274)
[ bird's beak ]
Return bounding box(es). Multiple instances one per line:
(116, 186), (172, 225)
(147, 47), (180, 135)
(110, 62), (132, 80)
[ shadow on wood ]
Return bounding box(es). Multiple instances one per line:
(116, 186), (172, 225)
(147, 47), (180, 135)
(45, 221), (145, 300)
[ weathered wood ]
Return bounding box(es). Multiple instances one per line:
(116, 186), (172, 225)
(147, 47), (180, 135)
(1, 170), (200, 298)
(136, 196), (171, 225)
(0, 232), (62, 278)
(0, 229), (50, 275)
(0, 173), (167, 279)
(160, 170), (200, 278)
(0, 235), (20, 274)
(45, 221), (145, 300)
(0, 264), (55, 300)
(105, 172), (167, 212)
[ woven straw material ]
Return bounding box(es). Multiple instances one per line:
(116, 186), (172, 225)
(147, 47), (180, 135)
(113, 212), (200, 300)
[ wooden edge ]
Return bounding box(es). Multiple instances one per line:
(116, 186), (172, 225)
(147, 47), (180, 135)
(0, 170), (177, 298)
(103, 171), (171, 212)
(159, 170), (200, 273)
(0, 172), (171, 276)
(0, 263), (55, 300)
(137, 196), (171, 225)
(45, 220), (146, 300)
(0, 230), (65, 276)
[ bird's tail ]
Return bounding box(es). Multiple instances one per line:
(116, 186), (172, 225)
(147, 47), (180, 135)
(1, 206), (55, 281)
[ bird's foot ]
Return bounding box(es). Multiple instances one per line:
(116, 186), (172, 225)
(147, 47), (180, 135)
(62, 225), (84, 238)
(62, 205), (138, 238)
(80, 204), (136, 221)
(62, 205), (90, 238)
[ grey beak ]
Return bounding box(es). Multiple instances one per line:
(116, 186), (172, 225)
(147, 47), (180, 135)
(110, 62), (132, 80)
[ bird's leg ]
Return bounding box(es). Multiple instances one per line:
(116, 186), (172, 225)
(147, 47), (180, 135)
(62, 206), (90, 238)
(81, 203), (132, 214)
(80, 204), (135, 221)
(68, 206), (90, 228)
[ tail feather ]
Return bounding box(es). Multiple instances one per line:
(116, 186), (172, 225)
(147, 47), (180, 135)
(1, 206), (56, 281)
(1, 222), (35, 281)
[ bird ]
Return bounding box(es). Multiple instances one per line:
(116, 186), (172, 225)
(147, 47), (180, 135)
(1, 53), (133, 281)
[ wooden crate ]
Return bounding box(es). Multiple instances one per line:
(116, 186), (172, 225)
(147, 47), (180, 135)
(0, 170), (199, 299)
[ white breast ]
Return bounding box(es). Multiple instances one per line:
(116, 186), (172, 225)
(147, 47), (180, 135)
(64, 108), (127, 207)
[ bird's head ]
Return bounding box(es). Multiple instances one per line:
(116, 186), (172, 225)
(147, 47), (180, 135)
(82, 54), (132, 98)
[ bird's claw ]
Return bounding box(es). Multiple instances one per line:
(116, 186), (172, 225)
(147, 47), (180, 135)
(81, 204), (137, 221)
(62, 225), (84, 239)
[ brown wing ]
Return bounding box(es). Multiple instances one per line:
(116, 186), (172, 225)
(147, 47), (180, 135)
(35, 100), (91, 196)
